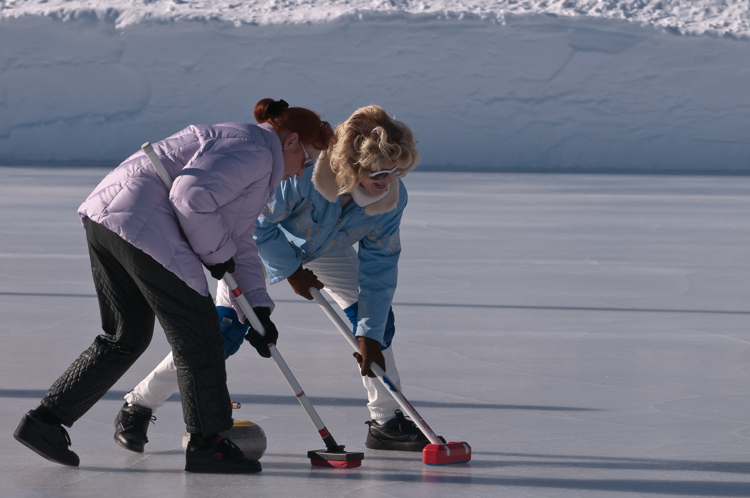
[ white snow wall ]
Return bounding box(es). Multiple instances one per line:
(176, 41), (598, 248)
(1, 13), (749, 172)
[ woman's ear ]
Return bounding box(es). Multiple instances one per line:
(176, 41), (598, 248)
(283, 132), (299, 150)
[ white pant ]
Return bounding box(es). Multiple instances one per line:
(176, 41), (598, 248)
(127, 247), (402, 421)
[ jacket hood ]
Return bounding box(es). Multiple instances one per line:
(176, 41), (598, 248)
(311, 152), (399, 215)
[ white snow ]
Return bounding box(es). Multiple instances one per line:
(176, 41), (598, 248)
(4, 1), (750, 36)
(1, 1), (749, 171)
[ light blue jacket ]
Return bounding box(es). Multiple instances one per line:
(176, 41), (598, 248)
(254, 153), (406, 345)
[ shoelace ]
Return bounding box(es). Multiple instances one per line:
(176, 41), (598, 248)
(393, 410), (417, 432)
(122, 413), (156, 430)
(58, 426), (72, 447)
(392, 411), (424, 437)
(217, 437), (244, 457)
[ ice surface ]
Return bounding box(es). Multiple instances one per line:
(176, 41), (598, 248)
(1, 2), (750, 171)
(2, 167), (750, 497)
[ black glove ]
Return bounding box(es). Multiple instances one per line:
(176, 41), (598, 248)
(203, 258), (235, 280)
(286, 265), (324, 300)
(245, 307), (279, 358)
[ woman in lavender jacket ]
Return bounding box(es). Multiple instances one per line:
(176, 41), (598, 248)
(12, 99), (333, 474)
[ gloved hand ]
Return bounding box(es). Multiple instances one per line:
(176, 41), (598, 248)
(245, 307), (279, 358)
(286, 265), (324, 300)
(203, 258), (235, 280)
(353, 336), (386, 378)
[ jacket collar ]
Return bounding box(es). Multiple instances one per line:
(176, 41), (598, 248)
(311, 152), (399, 216)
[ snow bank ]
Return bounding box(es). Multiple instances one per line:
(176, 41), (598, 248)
(1, 1), (749, 172)
(4, 1), (750, 37)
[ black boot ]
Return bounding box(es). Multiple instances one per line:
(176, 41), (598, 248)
(365, 410), (442, 452)
(114, 402), (155, 453)
(185, 435), (262, 474)
(14, 410), (80, 466)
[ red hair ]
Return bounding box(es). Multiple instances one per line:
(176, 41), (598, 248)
(254, 98), (334, 151)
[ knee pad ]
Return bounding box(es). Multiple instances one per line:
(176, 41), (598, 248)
(217, 306), (248, 359)
(343, 303), (359, 332)
(383, 309), (395, 349)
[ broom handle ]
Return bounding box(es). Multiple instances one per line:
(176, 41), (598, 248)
(222, 275), (336, 448)
(310, 288), (442, 445)
(141, 142), (339, 451)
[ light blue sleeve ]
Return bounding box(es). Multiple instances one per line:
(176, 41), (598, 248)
(354, 189), (407, 345)
(254, 179), (304, 284)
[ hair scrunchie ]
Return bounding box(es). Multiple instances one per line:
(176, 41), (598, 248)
(267, 99), (289, 118)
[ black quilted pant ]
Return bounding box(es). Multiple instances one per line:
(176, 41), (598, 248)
(41, 220), (232, 436)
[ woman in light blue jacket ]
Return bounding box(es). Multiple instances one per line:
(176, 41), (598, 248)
(232, 105), (426, 451)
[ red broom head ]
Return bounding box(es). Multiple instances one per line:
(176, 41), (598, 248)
(308, 449), (364, 469)
(422, 441), (472, 465)
(310, 458), (362, 469)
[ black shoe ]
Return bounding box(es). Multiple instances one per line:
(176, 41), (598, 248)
(114, 402), (155, 453)
(365, 410), (444, 452)
(185, 436), (262, 474)
(14, 410), (80, 466)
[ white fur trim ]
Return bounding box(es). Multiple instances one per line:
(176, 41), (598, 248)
(311, 152), (339, 202)
(351, 184), (389, 207)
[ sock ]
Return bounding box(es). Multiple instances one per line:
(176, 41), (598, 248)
(374, 415), (396, 425)
(190, 433), (218, 449)
(33, 405), (62, 426)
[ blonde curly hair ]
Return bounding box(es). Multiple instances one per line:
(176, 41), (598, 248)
(328, 105), (420, 195)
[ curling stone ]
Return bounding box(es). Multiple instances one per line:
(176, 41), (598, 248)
(182, 419), (267, 460)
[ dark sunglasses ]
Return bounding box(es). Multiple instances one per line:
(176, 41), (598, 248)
(300, 142), (315, 169)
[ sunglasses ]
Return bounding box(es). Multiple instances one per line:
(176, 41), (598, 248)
(299, 142), (315, 169)
(368, 165), (400, 181)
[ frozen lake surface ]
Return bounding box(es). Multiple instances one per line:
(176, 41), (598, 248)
(1, 167), (750, 497)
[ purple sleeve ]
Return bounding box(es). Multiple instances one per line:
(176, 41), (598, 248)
(169, 140), (272, 265)
(231, 231), (275, 321)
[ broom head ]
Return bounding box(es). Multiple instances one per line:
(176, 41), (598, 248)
(422, 441), (471, 465)
(308, 448), (364, 469)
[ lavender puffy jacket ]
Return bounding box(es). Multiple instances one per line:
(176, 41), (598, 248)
(78, 122), (284, 309)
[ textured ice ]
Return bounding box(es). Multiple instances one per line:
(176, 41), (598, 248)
(1, 167), (750, 497)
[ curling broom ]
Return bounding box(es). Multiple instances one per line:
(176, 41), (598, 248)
(310, 287), (471, 465)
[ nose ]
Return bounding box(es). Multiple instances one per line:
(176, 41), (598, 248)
(382, 174), (394, 184)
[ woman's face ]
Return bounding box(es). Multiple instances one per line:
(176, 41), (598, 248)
(359, 160), (398, 196)
(282, 133), (322, 180)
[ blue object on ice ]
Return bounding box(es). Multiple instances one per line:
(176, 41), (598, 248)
(217, 306), (249, 359)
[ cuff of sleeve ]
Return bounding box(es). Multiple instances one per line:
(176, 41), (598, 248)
(232, 289), (275, 323)
(200, 239), (237, 265)
(266, 255), (303, 284)
(355, 327), (385, 347)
